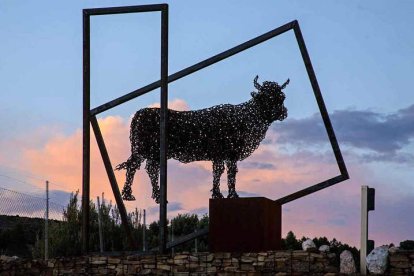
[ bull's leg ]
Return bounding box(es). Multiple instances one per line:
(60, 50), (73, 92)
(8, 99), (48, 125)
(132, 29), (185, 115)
(211, 161), (224, 199)
(115, 154), (142, 201)
(145, 159), (161, 203)
(226, 160), (239, 198)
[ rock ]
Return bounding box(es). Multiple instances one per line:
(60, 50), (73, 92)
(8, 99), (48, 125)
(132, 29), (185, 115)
(319, 245), (330, 253)
(388, 246), (399, 254)
(366, 245), (389, 274)
(0, 255), (18, 262)
(302, 239), (316, 251)
(340, 250), (356, 274)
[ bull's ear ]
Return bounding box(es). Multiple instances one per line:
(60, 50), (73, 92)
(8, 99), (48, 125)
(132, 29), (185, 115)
(251, 91), (258, 98)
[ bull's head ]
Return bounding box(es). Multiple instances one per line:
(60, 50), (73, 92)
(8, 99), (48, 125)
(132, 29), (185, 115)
(251, 75), (289, 122)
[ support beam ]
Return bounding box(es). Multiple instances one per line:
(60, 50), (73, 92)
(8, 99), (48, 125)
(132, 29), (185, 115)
(293, 23), (348, 179)
(158, 7), (169, 254)
(82, 10), (91, 254)
(360, 185), (375, 275)
(166, 227), (208, 250)
(275, 175), (347, 205)
(90, 116), (136, 249)
(84, 4), (167, 16)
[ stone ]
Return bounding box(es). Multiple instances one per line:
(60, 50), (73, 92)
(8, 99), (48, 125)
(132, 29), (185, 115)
(0, 255), (18, 262)
(188, 255), (198, 262)
(214, 252), (231, 259)
(241, 256), (256, 263)
(174, 254), (189, 260)
(140, 268), (152, 275)
(206, 253), (214, 262)
(302, 239), (316, 252)
(319, 245), (330, 253)
(366, 245), (389, 274)
(158, 264), (171, 271)
(388, 246), (399, 254)
(91, 260), (106, 265)
(108, 257), (121, 264)
(340, 250), (356, 274)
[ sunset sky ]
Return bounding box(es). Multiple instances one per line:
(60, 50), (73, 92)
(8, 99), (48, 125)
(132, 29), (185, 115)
(1, 0), (413, 248)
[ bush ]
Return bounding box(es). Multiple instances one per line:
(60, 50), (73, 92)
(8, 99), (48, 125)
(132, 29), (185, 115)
(400, 240), (414, 250)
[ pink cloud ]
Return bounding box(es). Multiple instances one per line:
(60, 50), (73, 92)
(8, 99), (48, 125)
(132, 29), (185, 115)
(148, 98), (190, 111)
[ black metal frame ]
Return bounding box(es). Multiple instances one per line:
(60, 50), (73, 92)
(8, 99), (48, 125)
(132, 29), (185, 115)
(82, 4), (169, 253)
(83, 6), (348, 253)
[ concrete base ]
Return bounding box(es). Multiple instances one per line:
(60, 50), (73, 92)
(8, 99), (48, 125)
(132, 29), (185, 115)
(209, 197), (281, 252)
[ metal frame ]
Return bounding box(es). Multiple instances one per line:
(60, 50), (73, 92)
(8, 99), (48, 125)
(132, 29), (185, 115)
(83, 8), (348, 253)
(82, 4), (169, 253)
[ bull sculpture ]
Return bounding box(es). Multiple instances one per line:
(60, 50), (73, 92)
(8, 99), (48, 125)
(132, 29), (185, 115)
(116, 76), (289, 203)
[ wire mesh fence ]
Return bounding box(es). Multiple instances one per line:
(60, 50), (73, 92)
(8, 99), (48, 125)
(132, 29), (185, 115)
(0, 186), (65, 221)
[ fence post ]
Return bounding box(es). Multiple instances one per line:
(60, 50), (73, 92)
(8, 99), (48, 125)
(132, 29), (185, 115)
(360, 185), (375, 275)
(97, 196), (104, 253)
(194, 229), (198, 253)
(45, 180), (49, 260)
(143, 209), (146, 252)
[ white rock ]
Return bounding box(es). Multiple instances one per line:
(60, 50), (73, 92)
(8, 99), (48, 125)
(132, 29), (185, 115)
(302, 239), (316, 251)
(319, 245), (330, 253)
(366, 245), (389, 274)
(340, 250), (356, 274)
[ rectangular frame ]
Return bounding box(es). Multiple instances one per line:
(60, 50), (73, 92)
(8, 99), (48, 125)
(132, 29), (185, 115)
(82, 4), (169, 253)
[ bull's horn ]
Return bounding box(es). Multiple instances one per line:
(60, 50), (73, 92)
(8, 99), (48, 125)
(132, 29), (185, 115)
(254, 75), (261, 90)
(280, 79), (290, 90)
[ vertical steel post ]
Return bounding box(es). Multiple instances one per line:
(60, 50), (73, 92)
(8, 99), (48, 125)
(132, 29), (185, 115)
(360, 186), (368, 275)
(97, 196), (104, 253)
(171, 221), (174, 254)
(82, 10), (91, 254)
(143, 209), (146, 252)
(360, 185), (375, 274)
(194, 229), (198, 253)
(159, 6), (169, 254)
(45, 180), (49, 260)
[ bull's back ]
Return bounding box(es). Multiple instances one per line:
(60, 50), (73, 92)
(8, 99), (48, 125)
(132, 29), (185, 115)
(130, 106), (267, 162)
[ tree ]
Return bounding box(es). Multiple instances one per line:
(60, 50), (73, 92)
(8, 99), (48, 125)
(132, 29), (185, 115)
(282, 231), (301, 250)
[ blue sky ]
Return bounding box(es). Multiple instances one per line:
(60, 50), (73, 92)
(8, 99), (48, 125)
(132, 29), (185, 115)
(0, 0), (413, 247)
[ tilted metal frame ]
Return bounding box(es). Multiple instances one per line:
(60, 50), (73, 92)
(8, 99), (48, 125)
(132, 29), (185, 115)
(82, 4), (349, 253)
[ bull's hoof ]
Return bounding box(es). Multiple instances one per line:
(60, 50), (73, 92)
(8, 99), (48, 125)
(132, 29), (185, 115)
(122, 194), (136, 201)
(212, 191), (224, 199)
(227, 191), (239, 199)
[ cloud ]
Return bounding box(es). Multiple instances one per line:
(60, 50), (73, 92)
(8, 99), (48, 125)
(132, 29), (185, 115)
(148, 201), (183, 215)
(148, 98), (190, 111)
(274, 104), (414, 162)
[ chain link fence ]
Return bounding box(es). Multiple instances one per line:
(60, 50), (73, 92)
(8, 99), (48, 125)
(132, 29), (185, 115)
(0, 186), (65, 221)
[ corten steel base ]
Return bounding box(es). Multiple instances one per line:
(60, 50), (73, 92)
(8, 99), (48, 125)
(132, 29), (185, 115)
(209, 197), (281, 252)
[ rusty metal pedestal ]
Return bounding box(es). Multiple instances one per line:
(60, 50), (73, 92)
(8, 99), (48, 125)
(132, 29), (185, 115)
(209, 197), (281, 252)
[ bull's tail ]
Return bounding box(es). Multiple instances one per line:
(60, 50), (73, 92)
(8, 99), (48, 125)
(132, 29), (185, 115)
(115, 155), (143, 201)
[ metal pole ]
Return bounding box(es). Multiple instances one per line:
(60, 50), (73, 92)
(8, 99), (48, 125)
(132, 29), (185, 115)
(97, 196), (103, 253)
(82, 9), (91, 254)
(143, 209), (146, 252)
(360, 186), (368, 275)
(45, 180), (49, 260)
(90, 116), (136, 248)
(159, 6), (169, 254)
(171, 221), (174, 255)
(194, 229), (198, 253)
